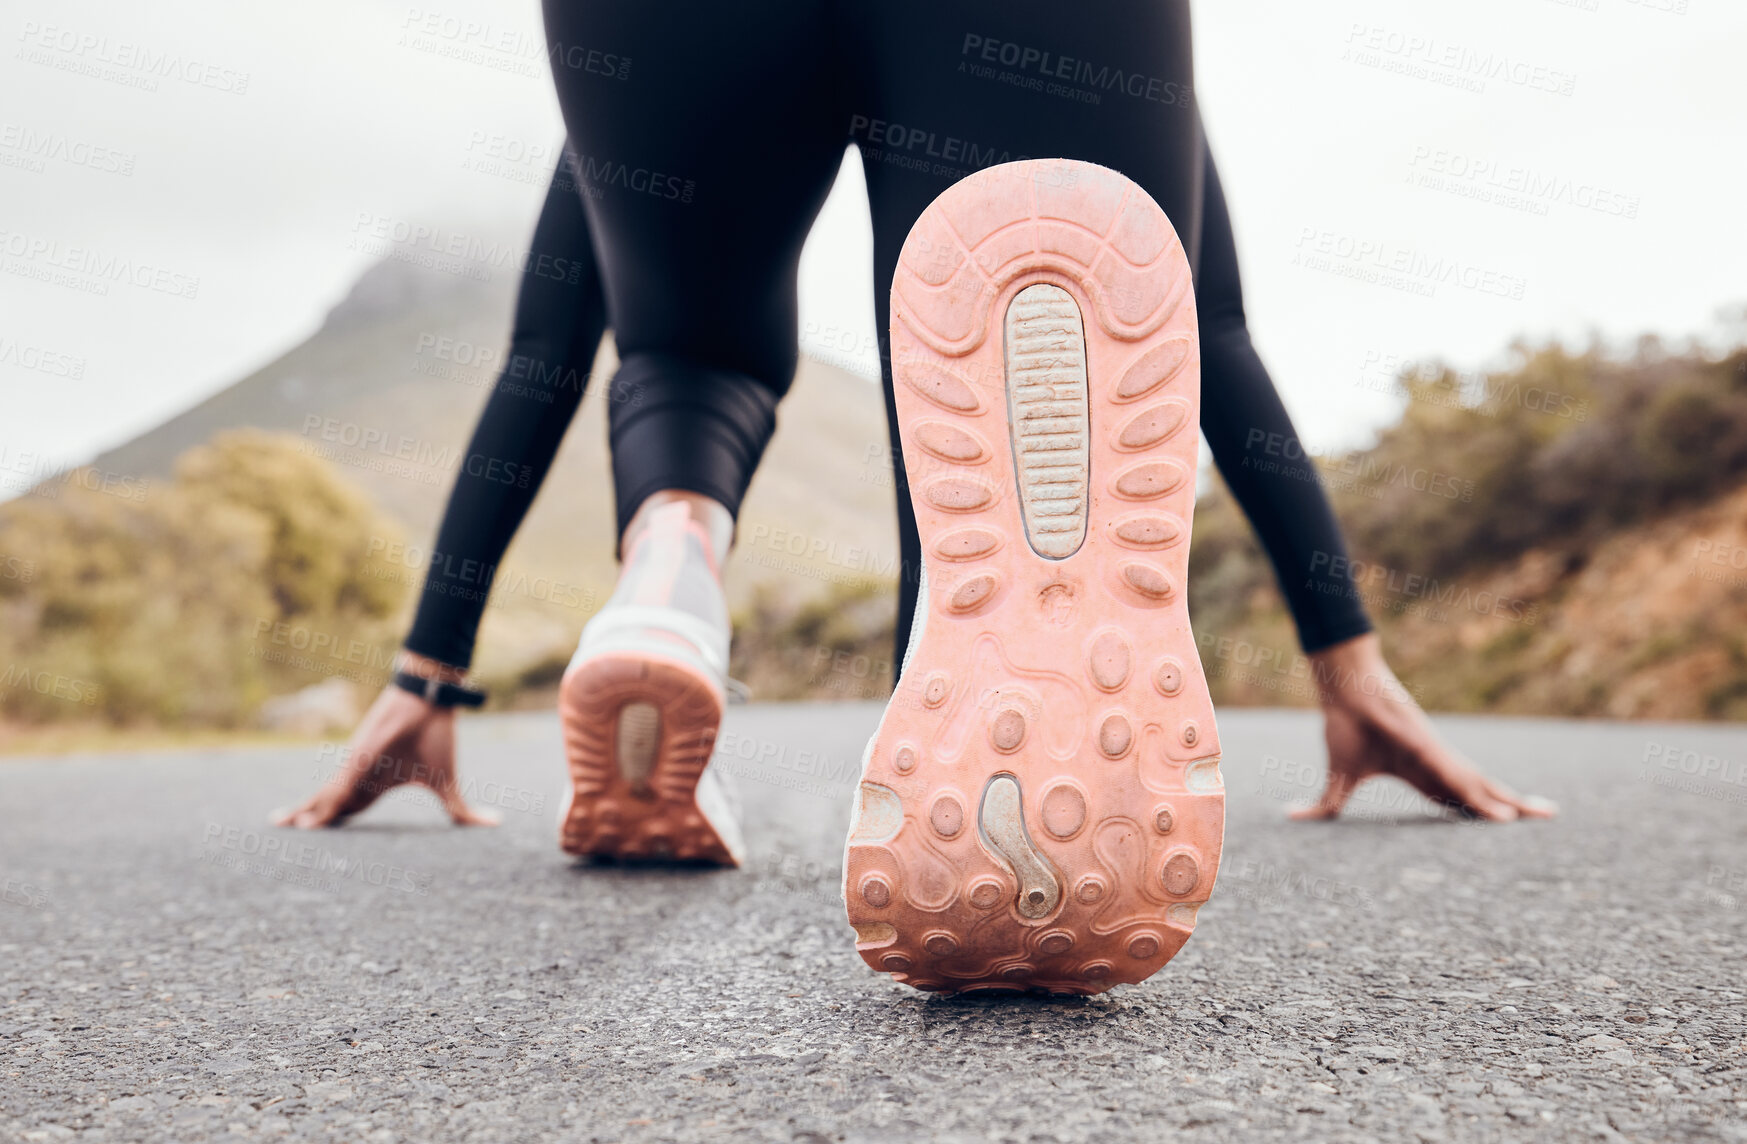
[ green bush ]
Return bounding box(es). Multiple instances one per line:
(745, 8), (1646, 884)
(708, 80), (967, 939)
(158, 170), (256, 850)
(1335, 343), (1747, 576)
(0, 430), (408, 727)
(1185, 339), (1747, 711)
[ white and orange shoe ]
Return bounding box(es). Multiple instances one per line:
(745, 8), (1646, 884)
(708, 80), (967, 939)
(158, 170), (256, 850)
(844, 158), (1224, 994)
(558, 501), (744, 865)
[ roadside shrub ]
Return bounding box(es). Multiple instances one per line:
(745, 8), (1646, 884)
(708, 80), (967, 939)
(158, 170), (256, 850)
(1185, 340), (1747, 695)
(0, 431), (407, 727)
(1334, 343), (1747, 576)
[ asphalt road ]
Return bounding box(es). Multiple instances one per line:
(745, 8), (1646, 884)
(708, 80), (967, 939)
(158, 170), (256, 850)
(2, 705), (1745, 1143)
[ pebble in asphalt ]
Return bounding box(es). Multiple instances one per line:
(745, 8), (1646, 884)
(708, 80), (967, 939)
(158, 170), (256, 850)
(2, 705), (1745, 1142)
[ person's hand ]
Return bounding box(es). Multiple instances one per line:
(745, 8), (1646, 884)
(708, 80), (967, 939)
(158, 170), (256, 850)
(1290, 633), (1557, 822)
(273, 653), (498, 829)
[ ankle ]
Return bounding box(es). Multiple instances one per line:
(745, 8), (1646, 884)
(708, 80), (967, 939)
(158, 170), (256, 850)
(624, 490), (733, 570)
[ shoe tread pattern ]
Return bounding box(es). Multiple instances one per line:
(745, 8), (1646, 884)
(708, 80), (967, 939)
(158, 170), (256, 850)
(850, 159), (1222, 994)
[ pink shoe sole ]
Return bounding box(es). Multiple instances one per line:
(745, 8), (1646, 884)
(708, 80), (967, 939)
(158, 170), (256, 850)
(844, 158), (1224, 994)
(558, 652), (737, 865)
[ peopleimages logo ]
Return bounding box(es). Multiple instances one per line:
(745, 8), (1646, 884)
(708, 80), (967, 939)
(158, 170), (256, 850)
(250, 619), (398, 675)
(568, 150), (694, 203)
(15, 21), (252, 94)
(1226, 858), (1377, 910)
(1293, 228), (1527, 302)
(0, 448), (152, 503)
(959, 34), (1192, 108)
(200, 824), (432, 895)
(848, 115), (1030, 172)
(1308, 552), (1539, 624)
(1642, 742), (1747, 788)
(0, 123), (136, 176)
(397, 8), (632, 80)
(348, 213), (588, 284)
(0, 229), (200, 300)
(0, 664), (100, 705)
(363, 537), (595, 612)
(1342, 24), (1577, 97)
(312, 743), (550, 815)
(1, 878), (47, 910)
(1407, 146), (1639, 220)
(0, 335), (85, 379)
(299, 415), (458, 471)
(1243, 429), (1475, 502)
(1355, 351), (1592, 423)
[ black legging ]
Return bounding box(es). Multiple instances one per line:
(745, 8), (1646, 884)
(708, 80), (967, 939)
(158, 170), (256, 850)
(405, 0), (1372, 670)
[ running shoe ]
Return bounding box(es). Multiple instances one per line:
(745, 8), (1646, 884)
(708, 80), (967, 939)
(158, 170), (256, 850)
(844, 158), (1223, 993)
(558, 501), (744, 864)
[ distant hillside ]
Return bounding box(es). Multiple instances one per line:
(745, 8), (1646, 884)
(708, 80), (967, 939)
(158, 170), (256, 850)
(94, 258), (506, 480)
(1186, 339), (1747, 722)
(91, 256), (901, 680)
(1190, 474), (1747, 721)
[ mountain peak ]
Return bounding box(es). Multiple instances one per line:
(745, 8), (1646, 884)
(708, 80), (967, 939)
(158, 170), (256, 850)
(321, 253), (499, 333)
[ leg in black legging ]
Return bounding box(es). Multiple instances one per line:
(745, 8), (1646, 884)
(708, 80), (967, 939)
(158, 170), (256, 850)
(847, 0), (1204, 669)
(404, 148), (606, 670)
(1196, 142), (1372, 652)
(540, 0), (849, 539)
(843, 2), (1373, 663)
(409, 3), (1370, 674)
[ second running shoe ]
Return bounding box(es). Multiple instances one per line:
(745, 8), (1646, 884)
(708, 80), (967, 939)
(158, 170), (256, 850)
(844, 158), (1224, 994)
(558, 500), (743, 865)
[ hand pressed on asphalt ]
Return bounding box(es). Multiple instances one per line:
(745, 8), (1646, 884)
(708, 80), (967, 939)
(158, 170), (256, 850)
(1291, 633), (1558, 823)
(274, 669), (499, 829)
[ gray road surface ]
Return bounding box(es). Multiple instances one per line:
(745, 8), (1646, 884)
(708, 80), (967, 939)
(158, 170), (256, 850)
(2, 705), (1745, 1143)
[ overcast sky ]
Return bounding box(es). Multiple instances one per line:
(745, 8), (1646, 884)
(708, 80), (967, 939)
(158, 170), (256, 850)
(3, 0), (1743, 477)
